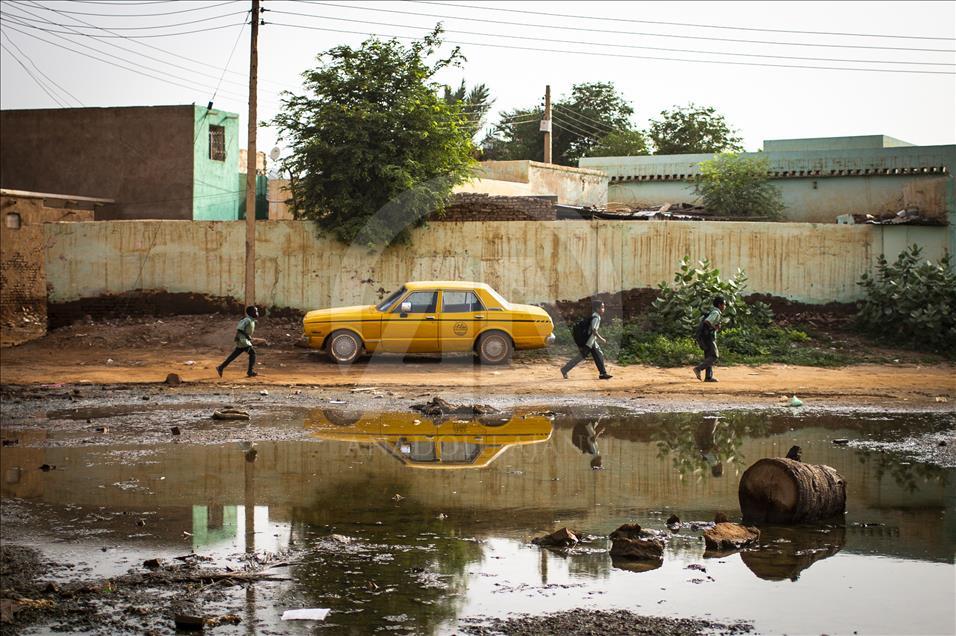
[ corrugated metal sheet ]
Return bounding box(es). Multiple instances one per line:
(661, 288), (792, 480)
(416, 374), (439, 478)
(44, 220), (949, 307)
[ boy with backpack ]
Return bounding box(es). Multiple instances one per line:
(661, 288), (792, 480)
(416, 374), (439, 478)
(693, 296), (725, 382)
(561, 300), (612, 380)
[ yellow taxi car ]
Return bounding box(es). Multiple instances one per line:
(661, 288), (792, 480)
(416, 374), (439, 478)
(306, 409), (553, 470)
(303, 281), (555, 364)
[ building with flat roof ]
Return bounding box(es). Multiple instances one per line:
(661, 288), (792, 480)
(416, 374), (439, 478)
(0, 105), (244, 221)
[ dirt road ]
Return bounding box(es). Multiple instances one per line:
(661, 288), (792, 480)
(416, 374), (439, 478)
(1, 315), (952, 408)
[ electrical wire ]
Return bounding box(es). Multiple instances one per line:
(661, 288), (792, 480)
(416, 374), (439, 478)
(296, 1), (956, 54)
(410, 1), (956, 42)
(15, 0), (294, 91)
(265, 21), (956, 75)
(1, 29), (82, 106)
(551, 116), (603, 140)
(552, 105), (621, 136)
(0, 39), (67, 106)
(21, 1), (239, 18)
(210, 12), (249, 106)
(270, 8), (956, 68)
(0, 15), (249, 39)
(3, 9), (251, 32)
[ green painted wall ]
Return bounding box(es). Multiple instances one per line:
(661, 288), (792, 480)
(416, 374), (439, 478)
(192, 106), (241, 221)
(237, 173), (269, 220)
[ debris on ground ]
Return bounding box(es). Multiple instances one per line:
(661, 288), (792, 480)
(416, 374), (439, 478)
(281, 608), (331, 621)
(165, 373), (182, 386)
(608, 524), (665, 561)
(212, 409), (250, 421)
(412, 397), (498, 419)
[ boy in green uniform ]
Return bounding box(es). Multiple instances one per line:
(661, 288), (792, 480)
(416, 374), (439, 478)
(217, 306), (259, 378)
(693, 296), (725, 383)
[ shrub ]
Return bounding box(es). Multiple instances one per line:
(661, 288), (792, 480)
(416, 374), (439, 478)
(648, 257), (773, 339)
(695, 153), (784, 218)
(857, 246), (956, 353)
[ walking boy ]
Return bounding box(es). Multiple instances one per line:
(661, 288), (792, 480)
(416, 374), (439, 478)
(561, 300), (612, 380)
(693, 296), (725, 382)
(217, 306), (259, 378)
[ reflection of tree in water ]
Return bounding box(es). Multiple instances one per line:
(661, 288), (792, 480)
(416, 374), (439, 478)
(853, 447), (950, 494)
(286, 477), (482, 634)
(651, 413), (772, 480)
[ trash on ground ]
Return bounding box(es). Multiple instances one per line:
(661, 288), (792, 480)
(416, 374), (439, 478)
(212, 409), (250, 421)
(281, 608), (330, 621)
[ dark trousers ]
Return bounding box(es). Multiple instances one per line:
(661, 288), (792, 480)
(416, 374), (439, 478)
(694, 340), (718, 379)
(220, 346), (256, 375)
(562, 345), (608, 377)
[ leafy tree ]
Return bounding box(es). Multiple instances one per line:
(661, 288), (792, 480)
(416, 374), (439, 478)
(857, 245), (956, 353)
(480, 82), (634, 165)
(271, 27), (476, 246)
(588, 129), (650, 157)
(442, 80), (494, 141)
(649, 104), (743, 155)
(695, 153), (784, 218)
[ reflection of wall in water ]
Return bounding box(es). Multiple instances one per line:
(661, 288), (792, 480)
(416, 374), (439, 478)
(1, 431), (950, 560)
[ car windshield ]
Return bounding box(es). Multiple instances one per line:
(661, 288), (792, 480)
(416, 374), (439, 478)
(484, 286), (512, 310)
(376, 287), (405, 312)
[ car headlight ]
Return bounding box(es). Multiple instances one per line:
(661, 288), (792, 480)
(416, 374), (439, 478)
(546, 332), (556, 345)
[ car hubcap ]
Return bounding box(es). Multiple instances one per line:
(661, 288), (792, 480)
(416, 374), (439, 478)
(483, 337), (506, 360)
(332, 335), (357, 360)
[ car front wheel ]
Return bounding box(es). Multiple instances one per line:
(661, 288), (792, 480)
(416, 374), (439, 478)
(327, 330), (363, 364)
(477, 331), (513, 365)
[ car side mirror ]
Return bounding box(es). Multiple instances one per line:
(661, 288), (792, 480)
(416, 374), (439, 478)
(400, 301), (412, 314)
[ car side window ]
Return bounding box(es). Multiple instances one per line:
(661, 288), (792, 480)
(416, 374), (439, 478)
(441, 291), (484, 313)
(396, 291), (437, 313)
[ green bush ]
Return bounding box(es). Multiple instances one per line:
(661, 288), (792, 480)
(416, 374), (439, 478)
(695, 153), (784, 218)
(857, 246), (956, 353)
(648, 257), (772, 338)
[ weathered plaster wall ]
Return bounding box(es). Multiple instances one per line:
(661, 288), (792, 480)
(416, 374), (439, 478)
(44, 220), (949, 308)
(193, 107), (241, 221)
(477, 160), (607, 207)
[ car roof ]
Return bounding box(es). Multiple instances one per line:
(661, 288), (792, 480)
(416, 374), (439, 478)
(404, 281), (491, 291)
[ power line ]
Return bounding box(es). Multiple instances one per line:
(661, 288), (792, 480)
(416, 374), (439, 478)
(16, 0), (294, 91)
(551, 119), (596, 142)
(0, 15), (248, 39)
(296, 1), (956, 54)
(265, 21), (956, 76)
(1, 29), (82, 106)
(552, 116), (604, 140)
(4, 8), (250, 32)
(271, 7), (956, 68)
(210, 13), (249, 106)
(4, 2), (254, 95)
(411, 0), (956, 42)
(0, 39), (67, 106)
(20, 1), (238, 18)
(552, 105), (621, 136)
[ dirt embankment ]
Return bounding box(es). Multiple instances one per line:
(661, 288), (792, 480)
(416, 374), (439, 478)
(1, 314), (953, 408)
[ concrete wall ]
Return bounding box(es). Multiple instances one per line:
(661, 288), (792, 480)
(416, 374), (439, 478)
(43, 219), (949, 308)
(1, 194), (93, 345)
(477, 160), (607, 207)
(267, 179), (294, 220)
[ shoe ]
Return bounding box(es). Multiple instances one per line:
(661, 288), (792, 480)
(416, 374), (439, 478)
(704, 377), (718, 383)
(247, 371), (258, 377)
(694, 368), (701, 381)
(599, 374), (613, 380)
(561, 368), (569, 379)
(216, 366), (223, 378)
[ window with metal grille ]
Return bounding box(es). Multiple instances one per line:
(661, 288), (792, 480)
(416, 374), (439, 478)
(208, 125), (226, 161)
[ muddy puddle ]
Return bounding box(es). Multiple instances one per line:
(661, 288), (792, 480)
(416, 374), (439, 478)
(2, 409), (954, 634)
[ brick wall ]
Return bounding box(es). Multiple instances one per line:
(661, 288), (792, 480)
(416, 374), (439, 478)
(432, 193), (557, 222)
(0, 195), (93, 346)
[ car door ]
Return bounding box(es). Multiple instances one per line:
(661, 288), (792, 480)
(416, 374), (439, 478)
(439, 289), (485, 352)
(379, 290), (439, 353)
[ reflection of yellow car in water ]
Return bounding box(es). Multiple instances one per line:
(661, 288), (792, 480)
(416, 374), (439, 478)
(306, 410), (553, 469)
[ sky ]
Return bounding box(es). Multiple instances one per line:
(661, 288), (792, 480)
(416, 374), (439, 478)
(1, 0), (954, 169)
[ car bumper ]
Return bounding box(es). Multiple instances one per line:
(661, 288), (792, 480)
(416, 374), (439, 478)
(545, 332), (556, 345)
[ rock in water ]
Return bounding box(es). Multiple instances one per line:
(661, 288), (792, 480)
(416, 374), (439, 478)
(704, 522), (760, 552)
(532, 527), (579, 548)
(609, 523), (665, 561)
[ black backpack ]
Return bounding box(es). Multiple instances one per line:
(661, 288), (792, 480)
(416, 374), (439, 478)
(571, 316), (592, 348)
(695, 311), (715, 344)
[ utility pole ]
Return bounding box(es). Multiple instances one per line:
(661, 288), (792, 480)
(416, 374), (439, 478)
(244, 0), (259, 307)
(542, 84), (552, 164)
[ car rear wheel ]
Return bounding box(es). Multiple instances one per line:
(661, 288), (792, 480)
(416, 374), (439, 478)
(327, 330), (363, 364)
(477, 331), (513, 365)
